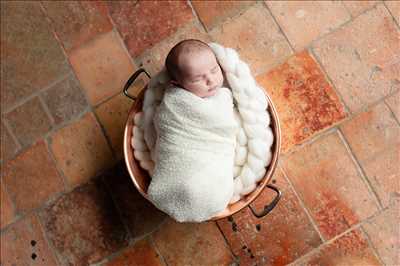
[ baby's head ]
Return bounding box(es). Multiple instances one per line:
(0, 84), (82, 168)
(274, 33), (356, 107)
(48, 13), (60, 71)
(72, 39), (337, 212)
(165, 39), (224, 98)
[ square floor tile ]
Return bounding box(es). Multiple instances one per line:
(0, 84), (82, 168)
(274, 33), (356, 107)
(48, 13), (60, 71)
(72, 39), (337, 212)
(340, 102), (400, 207)
(108, 0), (195, 58)
(210, 3), (293, 76)
(50, 112), (114, 188)
(1, 214), (59, 265)
(312, 4), (400, 113)
(282, 131), (379, 240)
(39, 179), (129, 266)
(256, 51), (347, 153)
(41, 1), (113, 52)
(69, 30), (136, 105)
(2, 140), (65, 214)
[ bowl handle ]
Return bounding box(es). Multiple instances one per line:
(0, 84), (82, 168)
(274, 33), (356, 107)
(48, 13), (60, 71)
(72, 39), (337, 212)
(248, 184), (281, 218)
(123, 68), (151, 101)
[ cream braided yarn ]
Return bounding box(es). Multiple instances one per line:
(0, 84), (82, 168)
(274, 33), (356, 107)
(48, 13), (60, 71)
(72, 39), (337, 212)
(131, 43), (274, 204)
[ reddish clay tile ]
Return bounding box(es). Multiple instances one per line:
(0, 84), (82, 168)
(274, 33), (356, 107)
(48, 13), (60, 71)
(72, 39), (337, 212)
(0, 181), (16, 229)
(217, 168), (322, 265)
(50, 112), (114, 188)
(342, 0), (379, 17)
(0, 1), (69, 110)
(152, 218), (234, 266)
(5, 97), (52, 147)
(282, 131), (379, 240)
(0, 214), (59, 265)
(69, 30), (136, 105)
(312, 4), (400, 113)
(385, 91), (400, 121)
(362, 201), (400, 266)
(210, 3), (293, 76)
(191, 0), (255, 31)
(136, 21), (210, 75)
(105, 237), (163, 266)
(0, 121), (19, 161)
(292, 228), (381, 265)
(42, 75), (88, 125)
(340, 102), (400, 207)
(41, 1), (113, 52)
(39, 179), (129, 266)
(2, 140), (65, 214)
(102, 162), (166, 239)
(95, 93), (133, 160)
(265, 1), (350, 51)
(385, 1), (400, 25)
(256, 51), (347, 153)
(108, 0), (195, 57)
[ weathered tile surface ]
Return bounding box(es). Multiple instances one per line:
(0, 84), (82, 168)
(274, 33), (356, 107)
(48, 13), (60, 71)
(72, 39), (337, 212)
(41, 1), (113, 52)
(291, 228), (381, 265)
(266, 1), (350, 51)
(102, 162), (166, 239)
(0, 1), (70, 110)
(362, 200), (400, 266)
(5, 97), (52, 148)
(385, 1), (400, 24)
(95, 93), (133, 160)
(50, 112), (114, 188)
(2, 141), (65, 214)
(282, 131), (379, 240)
(40, 179), (129, 266)
(385, 91), (400, 121)
(152, 218), (234, 266)
(342, 1), (379, 17)
(210, 3), (293, 76)
(105, 237), (163, 266)
(218, 168), (322, 266)
(256, 51), (347, 153)
(0, 180), (16, 229)
(136, 21), (210, 75)
(312, 4), (400, 113)
(191, 0), (255, 31)
(69, 30), (136, 105)
(0, 121), (18, 161)
(1, 214), (59, 266)
(42, 74), (88, 125)
(108, 0), (194, 58)
(340, 102), (400, 207)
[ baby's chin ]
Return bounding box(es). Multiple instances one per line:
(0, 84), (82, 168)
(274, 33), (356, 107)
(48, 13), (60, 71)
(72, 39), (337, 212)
(201, 87), (219, 98)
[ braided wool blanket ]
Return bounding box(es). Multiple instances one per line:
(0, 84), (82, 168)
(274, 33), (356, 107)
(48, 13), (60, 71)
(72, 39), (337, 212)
(131, 43), (274, 222)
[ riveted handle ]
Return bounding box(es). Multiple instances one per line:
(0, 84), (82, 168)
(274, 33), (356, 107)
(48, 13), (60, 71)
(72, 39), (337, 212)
(123, 68), (151, 101)
(248, 184), (281, 218)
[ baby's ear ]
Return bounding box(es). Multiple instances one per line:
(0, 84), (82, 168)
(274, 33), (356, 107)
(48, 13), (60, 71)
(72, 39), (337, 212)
(170, 80), (179, 86)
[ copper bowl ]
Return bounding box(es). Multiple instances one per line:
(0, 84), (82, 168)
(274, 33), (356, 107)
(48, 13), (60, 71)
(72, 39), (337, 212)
(123, 69), (282, 221)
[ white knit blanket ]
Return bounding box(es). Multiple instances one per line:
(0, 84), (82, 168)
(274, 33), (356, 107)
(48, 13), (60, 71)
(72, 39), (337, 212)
(131, 43), (274, 222)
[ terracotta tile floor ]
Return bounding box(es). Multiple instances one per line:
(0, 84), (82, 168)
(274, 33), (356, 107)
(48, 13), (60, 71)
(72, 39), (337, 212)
(1, 1), (399, 265)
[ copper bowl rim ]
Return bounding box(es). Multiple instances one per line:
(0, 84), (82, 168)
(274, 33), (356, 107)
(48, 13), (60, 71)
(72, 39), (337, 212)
(123, 86), (281, 221)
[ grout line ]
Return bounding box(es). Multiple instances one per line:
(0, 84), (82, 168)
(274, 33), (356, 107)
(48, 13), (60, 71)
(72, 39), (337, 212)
(336, 128), (383, 209)
(214, 220), (241, 264)
(384, 99), (400, 126)
(278, 163), (326, 243)
(35, 212), (64, 266)
(149, 230), (170, 266)
(186, 0), (208, 33)
(149, 234), (169, 266)
(359, 224), (386, 265)
(383, 0), (400, 30)
(44, 137), (70, 192)
(38, 93), (55, 126)
(308, 47), (351, 115)
(1, 117), (22, 151)
(262, 1), (295, 53)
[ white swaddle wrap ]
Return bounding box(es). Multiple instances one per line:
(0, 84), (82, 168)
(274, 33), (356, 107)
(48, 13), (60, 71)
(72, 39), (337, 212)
(148, 86), (237, 222)
(131, 43), (274, 222)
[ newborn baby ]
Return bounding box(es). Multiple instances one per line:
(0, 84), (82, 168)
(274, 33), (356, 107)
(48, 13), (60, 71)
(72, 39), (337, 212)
(147, 39), (238, 222)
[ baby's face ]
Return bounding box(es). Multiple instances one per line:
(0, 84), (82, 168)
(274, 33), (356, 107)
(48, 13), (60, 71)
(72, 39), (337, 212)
(175, 50), (224, 98)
